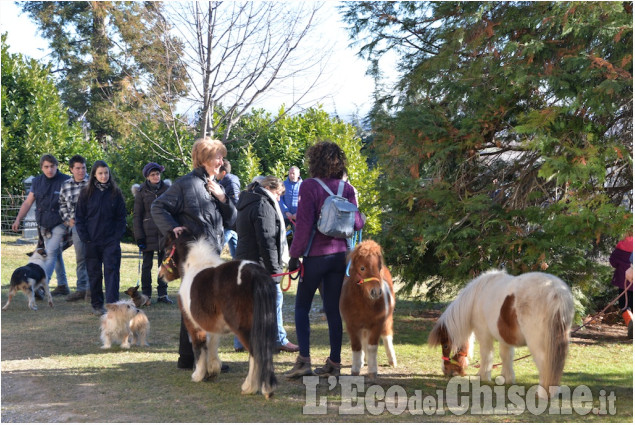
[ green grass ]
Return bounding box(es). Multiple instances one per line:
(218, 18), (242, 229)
(1, 235), (632, 422)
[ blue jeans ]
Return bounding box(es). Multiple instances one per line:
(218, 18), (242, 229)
(223, 229), (237, 259)
(71, 225), (89, 291)
(294, 252), (346, 363)
(235, 278), (288, 349)
(43, 224), (68, 288)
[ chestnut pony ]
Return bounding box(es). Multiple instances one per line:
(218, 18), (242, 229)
(428, 270), (574, 399)
(340, 240), (397, 379)
(158, 229), (277, 398)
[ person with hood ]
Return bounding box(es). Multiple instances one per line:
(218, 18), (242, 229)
(75, 160), (127, 315)
(235, 176), (299, 353)
(132, 162), (173, 304)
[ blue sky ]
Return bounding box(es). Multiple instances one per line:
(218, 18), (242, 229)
(0, 1), (387, 121)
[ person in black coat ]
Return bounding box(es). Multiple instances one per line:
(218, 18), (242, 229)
(75, 160), (127, 316)
(235, 176), (299, 353)
(133, 162), (172, 304)
(151, 137), (237, 369)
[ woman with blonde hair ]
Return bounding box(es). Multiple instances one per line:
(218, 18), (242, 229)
(152, 137), (237, 369)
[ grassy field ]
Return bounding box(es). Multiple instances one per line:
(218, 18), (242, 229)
(1, 234), (632, 422)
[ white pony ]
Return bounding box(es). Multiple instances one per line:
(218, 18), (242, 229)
(428, 270), (574, 399)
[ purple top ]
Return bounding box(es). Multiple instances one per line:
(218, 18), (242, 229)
(289, 178), (365, 258)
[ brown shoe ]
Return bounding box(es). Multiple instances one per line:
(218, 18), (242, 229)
(51, 285), (70, 296)
(314, 358), (340, 377)
(278, 342), (299, 353)
(284, 355), (313, 379)
(66, 290), (87, 302)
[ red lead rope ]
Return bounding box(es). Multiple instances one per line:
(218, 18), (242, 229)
(271, 262), (304, 292)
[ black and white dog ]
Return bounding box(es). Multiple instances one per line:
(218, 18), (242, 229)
(2, 247), (53, 311)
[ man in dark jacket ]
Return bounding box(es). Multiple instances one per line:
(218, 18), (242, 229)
(12, 154), (70, 295)
(133, 162), (172, 303)
(217, 159), (240, 258)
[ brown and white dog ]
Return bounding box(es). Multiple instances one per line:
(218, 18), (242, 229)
(100, 300), (149, 349)
(2, 247), (53, 311)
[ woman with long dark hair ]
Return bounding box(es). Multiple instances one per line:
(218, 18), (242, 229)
(75, 160), (127, 316)
(285, 141), (365, 378)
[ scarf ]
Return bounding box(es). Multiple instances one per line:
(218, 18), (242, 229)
(262, 187), (289, 267)
(94, 180), (111, 192)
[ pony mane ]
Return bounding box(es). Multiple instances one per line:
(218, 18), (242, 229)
(183, 237), (225, 278)
(439, 269), (509, 354)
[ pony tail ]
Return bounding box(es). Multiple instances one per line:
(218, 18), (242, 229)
(542, 290), (574, 395)
(248, 266), (278, 395)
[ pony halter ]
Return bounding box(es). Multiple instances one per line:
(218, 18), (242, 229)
(162, 245), (177, 274)
(345, 260), (382, 286)
(442, 350), (468, 366)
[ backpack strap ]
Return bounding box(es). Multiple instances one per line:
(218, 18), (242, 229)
(313, 178), (336, 197)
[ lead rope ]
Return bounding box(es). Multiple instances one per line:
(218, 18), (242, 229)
(134, 250), (142, 288)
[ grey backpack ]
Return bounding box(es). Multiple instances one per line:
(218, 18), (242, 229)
(314, 178), (358, 239)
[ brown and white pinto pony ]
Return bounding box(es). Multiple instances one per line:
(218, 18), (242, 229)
(428, 270), (574, 399)
(340, 240), (397, 379)
(158, 230), (277, 398)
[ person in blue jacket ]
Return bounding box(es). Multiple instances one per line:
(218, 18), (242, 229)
(279, 165), (302, 228)
(75, 160), (127, 316)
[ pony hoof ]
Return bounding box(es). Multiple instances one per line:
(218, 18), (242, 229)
(367, 373), (377, 381)
(351, 371), (360, 376)
(191, 369), (206, 382)
(49, 302), (54, 308)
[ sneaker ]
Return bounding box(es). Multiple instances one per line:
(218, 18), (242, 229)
(285, 355), (313, 379)
(92, 306), (106, 316)
(278, 341), (300, 353)
(221, 364), (230, 373)
(66, 290), (87, 302)
(51, 285), (70, 297)
(234, 347), (245, 353)
(314, 358), (341, 377)
(157, 295), (174, 304)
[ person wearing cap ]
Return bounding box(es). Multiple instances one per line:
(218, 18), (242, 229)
(132, 162), (173, 304)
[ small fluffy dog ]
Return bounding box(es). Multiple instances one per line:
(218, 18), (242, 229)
(2, 247), (53, 311)
(125, 286), (150, 307)
(100, 300), (149, 349)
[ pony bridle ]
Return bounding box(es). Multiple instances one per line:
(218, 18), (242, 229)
(162, 245), (177, 274)
(345, 260), (383, 286)
(442, 350), (468, 366)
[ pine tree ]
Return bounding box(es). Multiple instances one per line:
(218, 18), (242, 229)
(342, 2), (632, 297)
